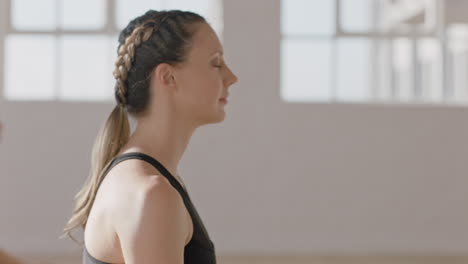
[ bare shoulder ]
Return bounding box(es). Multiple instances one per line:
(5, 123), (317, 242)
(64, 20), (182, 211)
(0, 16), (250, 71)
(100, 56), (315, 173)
(112, 173), (189, 264)
(106, 159), (186, 230)
(85, 159), (188, 264)
(113, 173), (184, 221)
(101, 158), (177, 210)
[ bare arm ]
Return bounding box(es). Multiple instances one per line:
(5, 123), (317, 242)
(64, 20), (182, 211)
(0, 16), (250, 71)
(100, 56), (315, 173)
(115, 177), (188, 264)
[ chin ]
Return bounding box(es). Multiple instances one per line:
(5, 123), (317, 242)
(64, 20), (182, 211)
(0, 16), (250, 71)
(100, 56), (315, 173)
(197, 111), (226, 127)
(209, 109), (227, 124)
(213, 111), (226, 123)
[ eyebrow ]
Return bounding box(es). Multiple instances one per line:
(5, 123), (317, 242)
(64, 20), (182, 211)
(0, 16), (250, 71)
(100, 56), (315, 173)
(210, 50), (224, 57)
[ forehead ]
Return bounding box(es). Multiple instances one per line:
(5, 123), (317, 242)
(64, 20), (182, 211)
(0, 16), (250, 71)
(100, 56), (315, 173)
(187, 23), (223, 58)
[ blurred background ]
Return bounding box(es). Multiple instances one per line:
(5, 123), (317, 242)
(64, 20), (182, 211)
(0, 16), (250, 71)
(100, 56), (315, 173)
(0, 0), (468, 263)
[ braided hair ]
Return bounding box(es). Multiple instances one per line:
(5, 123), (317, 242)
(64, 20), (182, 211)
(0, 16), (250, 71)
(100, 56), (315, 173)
(62, 9), (206, 244)
(114, 10), (205, 114)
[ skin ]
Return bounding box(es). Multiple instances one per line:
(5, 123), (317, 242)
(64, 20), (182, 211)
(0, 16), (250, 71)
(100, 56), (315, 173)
(0, 250), (24, 264)
(84, 22), (238, 264)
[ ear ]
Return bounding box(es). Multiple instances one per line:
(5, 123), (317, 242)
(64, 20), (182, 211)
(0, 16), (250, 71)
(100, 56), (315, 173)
(153, 63), (176, 88)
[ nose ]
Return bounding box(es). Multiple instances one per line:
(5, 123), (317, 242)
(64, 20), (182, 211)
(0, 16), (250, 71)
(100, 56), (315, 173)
(224, 66), (238, 88)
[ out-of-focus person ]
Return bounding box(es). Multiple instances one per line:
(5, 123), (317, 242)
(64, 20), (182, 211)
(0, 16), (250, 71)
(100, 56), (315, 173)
(0, 249), (24, 264)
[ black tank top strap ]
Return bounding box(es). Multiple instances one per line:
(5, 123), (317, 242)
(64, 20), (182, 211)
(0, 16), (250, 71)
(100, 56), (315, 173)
(105, 152), (188, 200)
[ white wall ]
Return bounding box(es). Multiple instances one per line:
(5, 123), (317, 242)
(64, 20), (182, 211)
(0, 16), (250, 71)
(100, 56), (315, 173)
(0, 0), (467, 256)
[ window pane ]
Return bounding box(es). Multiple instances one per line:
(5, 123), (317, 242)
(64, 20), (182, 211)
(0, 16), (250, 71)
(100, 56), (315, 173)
(281, 0), (335, 35)
(60, 0), (106, 30)
(281, 39), (332, 102)
(12, 0), (56, 30)
(452, 52), (468, 102)
(108, 35), (121, 101)
(340, 0), (373, 32)
(59, 36), (113, 101)
(336, 38), (371, 101)
(448, 25), (468, 102)
(5, 35), (55, 100)
(375, 40), (393, 101)
(418, 38), (443, 102)
(116, 0), (164, 29)
(392, 38), (414, 101)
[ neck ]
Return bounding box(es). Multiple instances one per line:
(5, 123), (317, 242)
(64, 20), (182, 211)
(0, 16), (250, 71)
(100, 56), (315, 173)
(123, 107), (198, 178)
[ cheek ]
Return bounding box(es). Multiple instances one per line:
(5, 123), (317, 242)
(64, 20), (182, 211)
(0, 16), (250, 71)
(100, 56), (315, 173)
(177, 71), (221, 111)
(187, 68), (222, 98)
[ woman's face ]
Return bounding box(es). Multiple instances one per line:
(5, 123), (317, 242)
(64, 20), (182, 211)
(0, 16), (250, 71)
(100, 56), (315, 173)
(168, 22), (238, 125)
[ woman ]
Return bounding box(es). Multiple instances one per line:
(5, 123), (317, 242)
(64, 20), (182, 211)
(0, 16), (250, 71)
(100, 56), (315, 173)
(62, 9), (238, 264)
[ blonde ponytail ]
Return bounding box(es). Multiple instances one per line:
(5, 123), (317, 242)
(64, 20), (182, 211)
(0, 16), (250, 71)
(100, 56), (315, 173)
(61, 105), (130, 243)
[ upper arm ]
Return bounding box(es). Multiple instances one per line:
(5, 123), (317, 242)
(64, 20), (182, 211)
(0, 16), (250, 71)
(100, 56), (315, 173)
(115, 177), (188, 264)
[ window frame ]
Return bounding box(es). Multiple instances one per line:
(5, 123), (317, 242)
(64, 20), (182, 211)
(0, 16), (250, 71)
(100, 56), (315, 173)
(0, 0), (223, 103)
(1, 0), (118, 103)
(280, 0), (463, 104)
